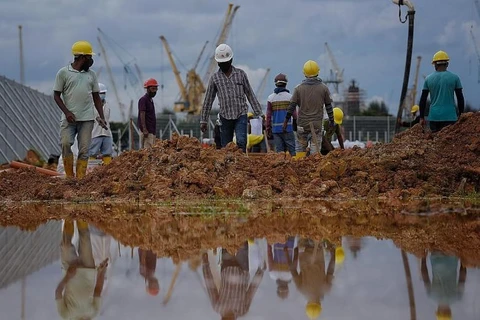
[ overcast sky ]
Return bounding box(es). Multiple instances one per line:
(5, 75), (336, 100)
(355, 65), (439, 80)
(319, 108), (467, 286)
(1, 0), (480, 121)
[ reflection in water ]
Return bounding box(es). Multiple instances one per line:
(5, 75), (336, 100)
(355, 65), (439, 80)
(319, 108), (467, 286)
(0, 207), (479, 319)
(421, 252), (467, 320)
(57, 219), (108, 319)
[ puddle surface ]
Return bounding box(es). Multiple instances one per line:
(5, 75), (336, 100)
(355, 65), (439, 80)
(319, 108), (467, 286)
(0, 202), (479, 319)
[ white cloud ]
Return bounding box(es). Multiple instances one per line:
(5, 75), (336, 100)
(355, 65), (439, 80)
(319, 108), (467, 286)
(436, 20), (457, 46)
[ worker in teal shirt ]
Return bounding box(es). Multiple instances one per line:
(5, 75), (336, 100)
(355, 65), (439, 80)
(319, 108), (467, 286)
(419, 50), (464, 133)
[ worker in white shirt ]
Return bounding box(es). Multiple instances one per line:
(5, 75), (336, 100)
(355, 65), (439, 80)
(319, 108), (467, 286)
(88, 83), (113, 165)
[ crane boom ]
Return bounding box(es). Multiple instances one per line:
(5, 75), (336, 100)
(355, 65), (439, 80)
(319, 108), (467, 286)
(470, 26), (480, 83)
(411, 56), (422, 105)
(256, 68), (270, 101)
(97, 35), (127, 122)
(193, 41), (209, 71)
(160, 35), (188, 102)
(324, 42), (344, 94)
(203, 4), (240, 83)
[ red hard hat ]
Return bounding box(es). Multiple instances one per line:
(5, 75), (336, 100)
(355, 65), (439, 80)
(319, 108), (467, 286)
(144, 78), (159, 88)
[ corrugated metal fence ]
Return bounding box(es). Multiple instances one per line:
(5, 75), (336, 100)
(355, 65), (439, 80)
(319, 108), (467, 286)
(0, 76), (61, 164)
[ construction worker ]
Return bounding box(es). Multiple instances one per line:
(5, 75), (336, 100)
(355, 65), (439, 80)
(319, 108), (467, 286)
(139, 249), (160, 296)
(200, 44), (264, 153)
(419, 51), (464, 133)
(56, 219), (108, 319)
(88, 83), (113, 164)
(138, 78), (159, 148)
(321, 107), (345, 155)
(398, 104), (421, 128)
(202, 242), (265, 319)
(266, 73), (296, 156)
(421, 251), (467, 320)
(267, 236), (298, 300)
(53, 40), (108, 179)
(284, 238), (336, 320)
(283, 60), (335, 155)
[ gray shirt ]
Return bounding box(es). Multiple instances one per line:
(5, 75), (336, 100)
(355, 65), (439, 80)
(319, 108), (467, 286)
(200, 66), (264, 123)
(287, 78), (334, 131)
(53, 65), (100, 121)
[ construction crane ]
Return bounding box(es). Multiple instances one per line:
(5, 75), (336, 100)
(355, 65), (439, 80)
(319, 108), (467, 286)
(411, 56), (422, 106)
(97, 35), (128, 122)
(255, 68), (271, 101)
(203, 3), (240, 84)
(97, 28), (144, 116)
(324, 42), (344, 94)
(470, 26), (480, 83)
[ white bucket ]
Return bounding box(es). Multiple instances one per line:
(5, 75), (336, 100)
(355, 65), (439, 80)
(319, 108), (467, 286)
(249, 118), (262, 135)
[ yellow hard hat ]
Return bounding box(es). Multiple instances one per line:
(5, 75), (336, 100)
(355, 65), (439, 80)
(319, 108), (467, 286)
(335, 246), (345, 264)
(333, 107), (344, 125)
(411, 105), (419, 113)
(432, 50), (449, 64)
(303, 60), (320, 78)
(72, 41), (95, 56)
(436, 313), (452, 320)
(305, 302), (322, 319)
(247, 112), (254, 118)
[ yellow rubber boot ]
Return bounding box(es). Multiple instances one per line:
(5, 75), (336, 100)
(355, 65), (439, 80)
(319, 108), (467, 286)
(76, 159), (88, 179)
(63, 219), (74, 236)
(292, 151), (306, 160)
(77, 220), (89, 230)
(102, 156), (112, 165)
(63, 155), (74, 178)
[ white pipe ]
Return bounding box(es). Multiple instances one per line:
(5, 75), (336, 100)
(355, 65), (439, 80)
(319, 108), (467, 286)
(392, 0), (415, 11)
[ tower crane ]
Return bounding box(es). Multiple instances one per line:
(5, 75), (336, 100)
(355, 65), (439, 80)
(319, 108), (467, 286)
(97, 35), (128, 122)
(97, 28), (144, 117)
(255, 68), (270, 102)
(203, 3), (240, 84)
(324, 42), (344, 94)
(470, 26), (480, 83)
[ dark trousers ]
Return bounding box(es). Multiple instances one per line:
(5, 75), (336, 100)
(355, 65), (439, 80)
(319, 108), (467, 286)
(429, 121), (456, 133)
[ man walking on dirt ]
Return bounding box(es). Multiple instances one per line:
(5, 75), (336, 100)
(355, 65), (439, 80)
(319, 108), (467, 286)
(200, 44), (264, 152)
(266, 73), (296, 156)
(419, 50), (464, 133)
(283, 60), (335, 154)
(138, 78), (159, 148)
(54, 40), (108, 179)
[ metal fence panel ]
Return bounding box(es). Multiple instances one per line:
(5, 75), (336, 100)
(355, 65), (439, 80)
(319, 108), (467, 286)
(0, 76), (61, 164)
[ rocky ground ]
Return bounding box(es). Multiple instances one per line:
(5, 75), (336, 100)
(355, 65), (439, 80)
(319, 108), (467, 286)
(1, 112), (479, 202)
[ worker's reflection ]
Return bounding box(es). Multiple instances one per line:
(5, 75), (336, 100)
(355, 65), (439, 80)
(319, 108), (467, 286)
(56, 219), (108, 319)
(285, 238), (336, 320)
(202, 241), (265, 320)
(345, 236), (363, 259)
(421, 251), (467, 320)
(267, 236), (298, 300)
(139, 248), (160, 297)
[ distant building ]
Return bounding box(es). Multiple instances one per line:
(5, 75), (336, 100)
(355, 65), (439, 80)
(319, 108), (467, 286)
(343, 79), (366, 117)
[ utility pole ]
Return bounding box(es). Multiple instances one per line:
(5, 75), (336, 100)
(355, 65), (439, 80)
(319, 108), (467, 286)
(18, 25), (25, 85)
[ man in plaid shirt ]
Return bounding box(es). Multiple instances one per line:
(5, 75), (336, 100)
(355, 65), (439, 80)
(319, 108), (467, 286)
(202, 242), (265, 319)
(200, 44), (264, 152)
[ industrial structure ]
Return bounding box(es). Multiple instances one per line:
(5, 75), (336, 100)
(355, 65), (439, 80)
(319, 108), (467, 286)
(0, 76), (61, 164)
(160, 3), (240, 118)
(343, 80), (366, 116)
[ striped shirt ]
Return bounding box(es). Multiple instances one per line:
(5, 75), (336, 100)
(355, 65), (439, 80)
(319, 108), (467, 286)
(203, 264), (264, 317)
(267, 90), (293, 133)
(200, 66), (264, 123)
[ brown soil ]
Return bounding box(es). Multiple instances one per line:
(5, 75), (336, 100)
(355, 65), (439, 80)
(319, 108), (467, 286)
(1, 201), (479, 266)
(0, 112), (479, 202)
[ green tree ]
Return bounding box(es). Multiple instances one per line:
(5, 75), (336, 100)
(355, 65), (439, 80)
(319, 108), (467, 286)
(358, 101), (391, 116)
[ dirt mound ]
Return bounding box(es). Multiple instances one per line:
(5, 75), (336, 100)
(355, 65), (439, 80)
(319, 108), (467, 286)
(0, 112), (479, 202)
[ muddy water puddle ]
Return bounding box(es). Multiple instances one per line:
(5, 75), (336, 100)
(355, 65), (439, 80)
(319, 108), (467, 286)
(0, 200), (479, 319)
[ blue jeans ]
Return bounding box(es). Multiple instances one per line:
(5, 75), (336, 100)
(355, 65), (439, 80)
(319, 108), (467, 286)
(60, 120), (94, 160)
(220, 114), (248, 152)
(273, 132), (296, 155)
(88, 136), (113, 157)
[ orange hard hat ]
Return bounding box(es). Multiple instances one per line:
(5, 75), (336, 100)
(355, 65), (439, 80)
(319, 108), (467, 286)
(144, 78), (159, 88)
(146, 286), (160, 296)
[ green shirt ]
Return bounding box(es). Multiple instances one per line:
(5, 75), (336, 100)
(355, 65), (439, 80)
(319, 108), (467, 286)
(53, 65), (99, 121)
(423, 70), (462, 122)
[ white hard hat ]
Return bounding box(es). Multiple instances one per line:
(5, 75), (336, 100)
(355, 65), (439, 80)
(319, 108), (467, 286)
(215, 44), (234, 63)
(98, 83), (107, 93)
